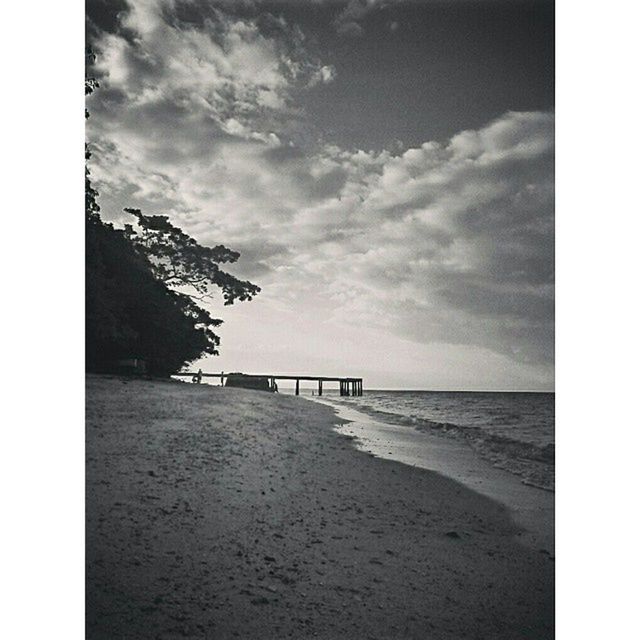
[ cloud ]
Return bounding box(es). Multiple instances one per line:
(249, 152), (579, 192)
(87, 1), (554, 380)
(333, 0), (399, 37)
(309, 64), (337, 86)
(294, 111), (555, 365)
(89, 0), (332, 147)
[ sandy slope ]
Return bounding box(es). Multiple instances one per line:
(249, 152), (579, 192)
(86, 376), (554, 639)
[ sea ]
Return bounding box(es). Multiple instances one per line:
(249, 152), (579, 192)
(313, 390), (555, 492)
(191, 380), (555, 548)
(194, 376), (555, 493)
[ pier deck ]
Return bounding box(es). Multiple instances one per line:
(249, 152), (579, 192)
(173, 372), (363, 396)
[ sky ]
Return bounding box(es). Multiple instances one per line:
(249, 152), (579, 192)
(86, 0), (555, 391)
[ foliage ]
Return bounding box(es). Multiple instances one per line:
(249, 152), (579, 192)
(85, 52), (259, 376)
(123, 209), (260, 305)
(85, 49), (100, 221)
(86, 216), (223, 376)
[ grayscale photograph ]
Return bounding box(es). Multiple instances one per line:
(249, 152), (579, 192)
(85, 1), (555, 637)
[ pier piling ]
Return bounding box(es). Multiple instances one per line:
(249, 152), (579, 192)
(174, 372), (363, 396)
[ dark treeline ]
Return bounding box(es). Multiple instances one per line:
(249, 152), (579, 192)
(85, 52), (260, 377)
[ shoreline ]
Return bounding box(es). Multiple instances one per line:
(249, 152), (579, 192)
(87, 375), (554, 639)
(313, 397), (554, 554)
(310, 393), (554, 492)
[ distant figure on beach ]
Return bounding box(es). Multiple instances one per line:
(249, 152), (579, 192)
(192, 369), (202, 384)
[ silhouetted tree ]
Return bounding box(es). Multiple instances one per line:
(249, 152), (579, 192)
(123, 209), (260, 305)
(85, 48), (100, 221)
(85, 52), (259, 375)
(86, 219), (224, 376)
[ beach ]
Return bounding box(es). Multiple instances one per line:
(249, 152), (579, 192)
(86, 376), (554, 639)
(317, 398), (554, 555)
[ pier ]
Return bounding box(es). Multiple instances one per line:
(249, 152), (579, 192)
(173, 372), (364, 396)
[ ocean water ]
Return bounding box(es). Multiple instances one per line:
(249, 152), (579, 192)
(325, 390), (555, 492)
(191, 378), (555, 492)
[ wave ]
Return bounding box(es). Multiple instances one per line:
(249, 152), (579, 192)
(333, 400), (555, 492)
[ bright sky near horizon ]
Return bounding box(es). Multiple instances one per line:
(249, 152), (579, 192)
(86, 0), (554, 391)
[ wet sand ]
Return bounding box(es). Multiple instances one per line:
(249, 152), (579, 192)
(317, 399), (554, 555)
(86, 376), (554, 639)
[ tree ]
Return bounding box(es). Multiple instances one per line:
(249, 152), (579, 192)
(85, 48), (100, 221)
(86, 218), (225, 376)
(123, 209), (260, 305)
(85, 53), (260, 375)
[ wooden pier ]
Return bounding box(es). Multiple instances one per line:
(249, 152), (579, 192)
(173, 372), (363, 396)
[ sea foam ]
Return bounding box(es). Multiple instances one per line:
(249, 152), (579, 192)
(331, 391), (555, 491)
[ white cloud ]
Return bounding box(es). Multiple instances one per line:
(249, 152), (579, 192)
(309, 64), (337, 86)
(86, 1), (554, 386)
(90, 0), (328, 147)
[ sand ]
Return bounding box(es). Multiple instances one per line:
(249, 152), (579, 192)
(86, 376), (554, 639)
(319, 399), (554, 555)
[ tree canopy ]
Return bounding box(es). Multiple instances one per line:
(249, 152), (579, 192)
(123, 209), (260, 305)
(85, 53), (260, 376)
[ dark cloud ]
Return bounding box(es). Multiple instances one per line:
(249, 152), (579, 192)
(227, 239), (293, 279)
(333, 0), (388, 37)
(335, 19), (363, 37)
(86, 0), (129, 36)
(86, 0), (554, 387)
